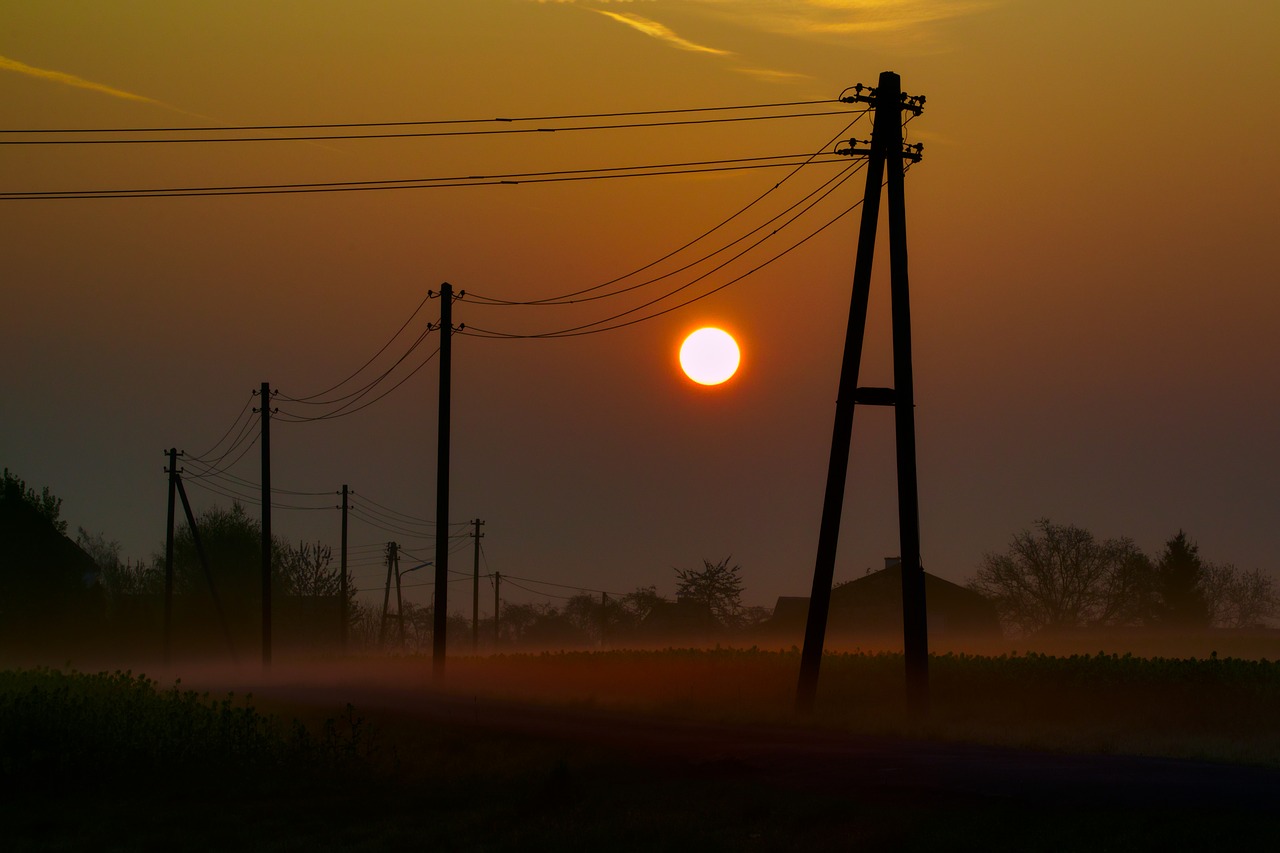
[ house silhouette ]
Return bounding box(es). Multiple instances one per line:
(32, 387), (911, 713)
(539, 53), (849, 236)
(767, 559), (1000, 647)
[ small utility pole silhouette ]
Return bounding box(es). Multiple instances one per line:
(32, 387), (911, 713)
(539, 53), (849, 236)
(471, 518), (485, 652)
(493, 571), (501, 645)
(255, 381), (273, 669)
(339, 484), (349, 652)
(173, 471), (237, 662)
(797, 71), (930, 715)
(163, 447), (183, 664)
(379, 540), (398, 647)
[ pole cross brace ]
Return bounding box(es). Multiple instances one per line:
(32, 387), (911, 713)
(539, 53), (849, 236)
(853, 386), (897, 406)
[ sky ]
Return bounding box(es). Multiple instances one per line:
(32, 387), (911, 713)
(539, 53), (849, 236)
(3, 1), (1278, 619)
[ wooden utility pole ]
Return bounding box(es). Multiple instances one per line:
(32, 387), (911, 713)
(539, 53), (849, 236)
(471, 518), (484, 652)
(797, 71), (929, 715)
(340, 484), (349, 652)
(392, 543), (405, 648)
(433, 284), (454, 677)
(258, 381), (272, 669)
(163, 448), (180, 664)
(174, 474), (237, 662)
(379, 540), (396, 648)
(493, 571), (501, 645)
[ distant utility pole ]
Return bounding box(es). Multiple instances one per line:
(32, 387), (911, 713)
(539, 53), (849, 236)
(163, 447), (182, 664)
(379, 540), (397, 648)
(797, 71), (930, 716)
(471, 518), (485, 652)
(174, 473), (237, 662)
(340, 484), (349, 653)
(256, 381), (273, 669)
(433, 283), (462, 677)
(493, 571), (501, 645)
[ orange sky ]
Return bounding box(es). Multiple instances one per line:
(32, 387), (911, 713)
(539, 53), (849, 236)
(2, 1), (1278, 616)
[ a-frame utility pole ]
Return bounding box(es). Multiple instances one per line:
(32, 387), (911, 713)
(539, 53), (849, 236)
(797, 71), (929, 715)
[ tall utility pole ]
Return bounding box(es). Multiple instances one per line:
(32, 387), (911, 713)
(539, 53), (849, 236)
(797, 71), (929, 715)
(433, 283), (455, 677)
(163, 447), (181, 664)
(471, 518), (485, 652)
(258, 381), (273, 669)
(340, 484), (349, 652)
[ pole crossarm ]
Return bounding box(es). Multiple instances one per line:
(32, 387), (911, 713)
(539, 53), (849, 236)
(840, 82), (926, 116)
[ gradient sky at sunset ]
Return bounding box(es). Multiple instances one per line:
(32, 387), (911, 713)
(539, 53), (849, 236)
(3, 1), (1277, 618)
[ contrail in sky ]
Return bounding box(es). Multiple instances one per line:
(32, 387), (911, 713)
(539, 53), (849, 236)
(0, 54), (163, 104)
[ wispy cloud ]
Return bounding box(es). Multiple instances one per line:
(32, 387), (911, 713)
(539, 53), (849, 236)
(0, 54), (163, 105)
(534, 1), (995, 42)
(708, 0), (997, 38)
(531, 1), (995, 80)
(592, 9), (732, 55)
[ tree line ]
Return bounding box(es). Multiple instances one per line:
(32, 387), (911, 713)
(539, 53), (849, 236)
(969, 519), (1277, 636)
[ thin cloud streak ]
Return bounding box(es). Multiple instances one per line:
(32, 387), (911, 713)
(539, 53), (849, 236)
(535, 1), (997, 41)
(0, 54), (162, 105)
(592, 10), (733, 55)
(721, 0), (998, 36)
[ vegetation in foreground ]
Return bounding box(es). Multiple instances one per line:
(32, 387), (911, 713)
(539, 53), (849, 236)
(2, 654), (1278, 852)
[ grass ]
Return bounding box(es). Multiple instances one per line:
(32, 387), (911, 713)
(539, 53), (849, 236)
(422, 647), (1280, 766)
(2, 650), (1279, 851)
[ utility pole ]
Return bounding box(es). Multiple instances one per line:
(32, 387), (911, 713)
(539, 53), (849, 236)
(493, 571), (501, 645)
(257, 381), (272, 669)
(600, 591), (608, 649)
(471, 518), (485, 652)
(379, 540), (396, 648)
(392, 543), (405, 649)
(174, 473), (236, 662)
(340, 484), (349, 652)
(163, 448), (182, 664)
(796, 71), (929, 715)
(433, 283), (457, 677)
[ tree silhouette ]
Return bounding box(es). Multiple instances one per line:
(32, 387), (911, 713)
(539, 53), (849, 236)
(969, 519), (1151, 635)
(674, 557), (745, 628)
(1153, 531), (1209, 629)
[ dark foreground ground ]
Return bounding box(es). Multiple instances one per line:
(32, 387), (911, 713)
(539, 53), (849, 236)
(7, 668), (1277, 853)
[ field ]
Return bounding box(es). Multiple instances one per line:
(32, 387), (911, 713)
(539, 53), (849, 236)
(3, 648), (1279, 850)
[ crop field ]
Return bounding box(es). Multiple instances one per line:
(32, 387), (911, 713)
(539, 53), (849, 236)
(3, 649), (1279, 851)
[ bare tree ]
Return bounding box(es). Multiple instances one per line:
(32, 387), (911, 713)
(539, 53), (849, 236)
(969, 519), (1151, 635)
(674, 557), (746, 628)
(1202, 563), (1278, 629)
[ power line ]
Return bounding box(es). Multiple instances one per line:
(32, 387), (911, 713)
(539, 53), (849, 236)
(2, 156), (850, 201)
(459, 161), (869, 339)
(277, 292), (434, 404)
(0, 98), (839, 135)
(3, 152), (846, 201)
(1, 109), (853, 146)
(274, 343), (441, 423)
(186, 395), (255, 462)
(465, 112), (869, 307)
(466, 157), (860, 311)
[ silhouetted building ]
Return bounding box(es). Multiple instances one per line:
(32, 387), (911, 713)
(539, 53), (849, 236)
(0, 497), (103, 650)
(767, 559), (1000, 646)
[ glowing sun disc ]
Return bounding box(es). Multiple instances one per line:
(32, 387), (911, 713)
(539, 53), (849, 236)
(680, 327), (740, 386)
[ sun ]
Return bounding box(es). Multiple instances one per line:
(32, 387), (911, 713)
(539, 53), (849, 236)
(679, 327), (741, 386)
